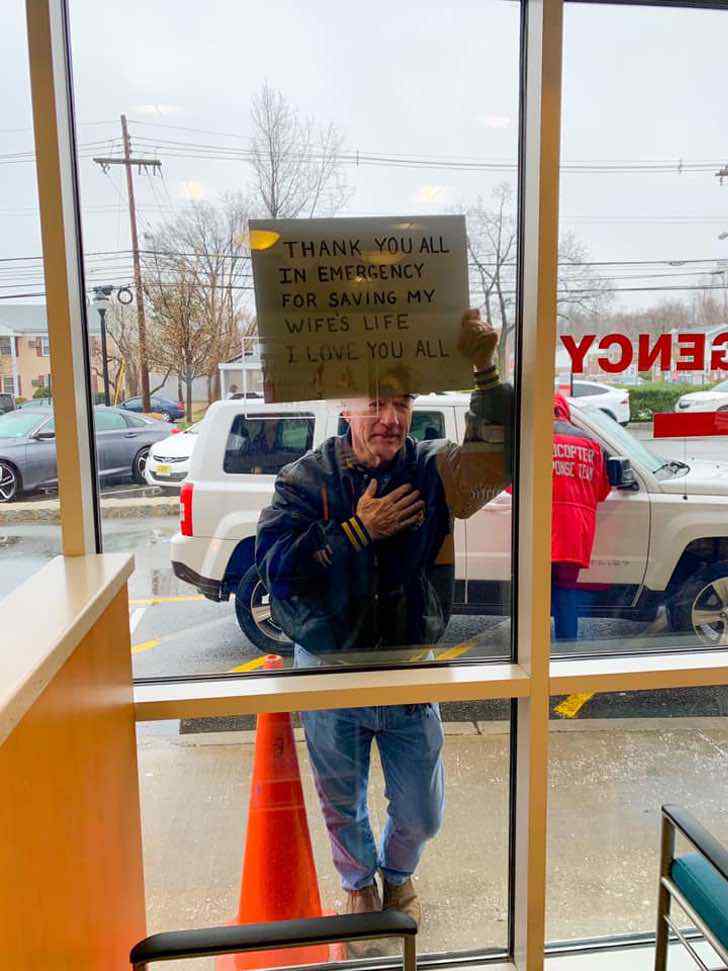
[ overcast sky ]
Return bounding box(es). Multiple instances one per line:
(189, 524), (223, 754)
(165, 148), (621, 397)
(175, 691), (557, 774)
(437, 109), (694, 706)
(2, 0), (728, 312)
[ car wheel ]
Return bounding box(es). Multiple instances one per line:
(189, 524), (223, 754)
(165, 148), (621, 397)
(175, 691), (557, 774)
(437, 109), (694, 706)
(668, 561), (728, 646)
(132, 447), (150, 484)
(0, 461), (20, 502)
(235, 564), (293, 655)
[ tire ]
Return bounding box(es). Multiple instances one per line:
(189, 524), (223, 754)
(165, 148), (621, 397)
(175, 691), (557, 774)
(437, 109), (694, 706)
(132, 446), (150, 484)
(0, 461), (20, 502)
(668, 560), (728, 646)
(235, 564), (293, 655)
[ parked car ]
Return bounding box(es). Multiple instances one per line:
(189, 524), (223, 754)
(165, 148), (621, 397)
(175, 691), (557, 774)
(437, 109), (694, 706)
(0, 393), (15, 415)
(119, 395), (185, 422)
(566, 380), (630, 425)
(675, 379), (728, 414)
(170, 396), (728, 652)
(144, 422), (200, 490)
(18, 397), (52, 409)
(0, 406), (170, 502)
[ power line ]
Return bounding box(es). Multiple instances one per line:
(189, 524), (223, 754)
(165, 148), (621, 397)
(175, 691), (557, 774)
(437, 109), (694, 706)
(3, 126), (726, 175)
(5, 282), (728, 302)
(4, 249), (728, 269)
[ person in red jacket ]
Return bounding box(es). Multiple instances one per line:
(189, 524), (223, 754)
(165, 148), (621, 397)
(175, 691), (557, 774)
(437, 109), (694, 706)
(551, 393), (611, 640)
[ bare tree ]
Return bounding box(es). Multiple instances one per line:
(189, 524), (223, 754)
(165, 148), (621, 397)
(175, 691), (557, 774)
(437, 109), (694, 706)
(142, 195), (255, 408)
(250, 81), (350, 218)
(89, 303), (135, 402)
(90, 302), (172, 403)
(143, 253), (212, 422)
(570, 298), (694, 341)
(466, 185), (517, 372)
(465, 183), (613, 372)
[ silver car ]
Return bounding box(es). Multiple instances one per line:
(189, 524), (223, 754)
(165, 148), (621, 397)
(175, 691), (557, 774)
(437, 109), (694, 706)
(0, 406), (171, 502)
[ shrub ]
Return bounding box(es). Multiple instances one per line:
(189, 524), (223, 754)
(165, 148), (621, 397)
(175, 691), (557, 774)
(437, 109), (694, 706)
(617, 382), (709, 422)
(32, 386), (51, 399)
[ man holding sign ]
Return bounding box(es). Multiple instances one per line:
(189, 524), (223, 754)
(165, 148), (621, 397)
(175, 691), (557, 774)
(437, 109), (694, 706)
(256, 289), (512, 948)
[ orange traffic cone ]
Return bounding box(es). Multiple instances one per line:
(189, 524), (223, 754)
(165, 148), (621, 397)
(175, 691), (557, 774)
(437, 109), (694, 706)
(217, 655), (333, 970)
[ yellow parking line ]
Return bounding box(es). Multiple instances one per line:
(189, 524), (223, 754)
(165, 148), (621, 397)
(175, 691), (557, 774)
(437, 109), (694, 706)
(228, 656), (270, 673)
(436, 639), (477, 662)
(129, 595), (205, 606)
(405, 639), (479, 664)
(554, 692), (594, 719)
(132, 638), (161, 655)
(407, 648), (431, 663)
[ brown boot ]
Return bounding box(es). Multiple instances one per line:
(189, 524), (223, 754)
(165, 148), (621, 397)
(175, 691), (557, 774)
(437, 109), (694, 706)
(344, 881), (386, 957)
(382, 877), (422, 927)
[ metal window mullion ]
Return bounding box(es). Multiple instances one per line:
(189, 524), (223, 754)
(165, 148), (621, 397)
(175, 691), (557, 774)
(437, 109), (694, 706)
(511, 1), (564, 970)
(25, 0), (100, 555)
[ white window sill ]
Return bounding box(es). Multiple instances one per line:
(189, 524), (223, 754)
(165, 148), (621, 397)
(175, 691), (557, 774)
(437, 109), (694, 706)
(133, 661), (529, 720)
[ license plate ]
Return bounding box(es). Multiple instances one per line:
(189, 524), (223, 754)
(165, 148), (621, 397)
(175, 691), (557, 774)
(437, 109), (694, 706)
(156, 463), (172, 475)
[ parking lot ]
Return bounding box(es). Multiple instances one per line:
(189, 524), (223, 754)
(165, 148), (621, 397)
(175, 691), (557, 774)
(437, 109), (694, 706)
(2, 424), (728, 722)
(4, 513), (728, 726)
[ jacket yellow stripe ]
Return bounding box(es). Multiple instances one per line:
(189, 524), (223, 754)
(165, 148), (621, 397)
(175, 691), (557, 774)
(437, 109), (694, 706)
(341, 520), (361, 550)
(350, 517), (369, 547)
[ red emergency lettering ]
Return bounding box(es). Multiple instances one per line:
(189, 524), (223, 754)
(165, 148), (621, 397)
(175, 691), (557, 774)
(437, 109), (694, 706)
(675, 333), (706, 372)
(597, 334), (633, 373)
(710, 333), (728, 372)
(560, 335), (596, 374)
(637, 333), (672, 372)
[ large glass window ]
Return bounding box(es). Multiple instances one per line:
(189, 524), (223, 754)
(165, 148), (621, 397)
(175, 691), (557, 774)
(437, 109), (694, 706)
(138, 698), (511, 961)
(552, 1), (728, 657)
(0, 0), (60, 603)
(68, 0), (522, 680)
(547, 684), (728, 945)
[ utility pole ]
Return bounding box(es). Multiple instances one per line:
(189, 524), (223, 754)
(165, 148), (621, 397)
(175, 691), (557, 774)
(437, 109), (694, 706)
(93, 115), (160, 411)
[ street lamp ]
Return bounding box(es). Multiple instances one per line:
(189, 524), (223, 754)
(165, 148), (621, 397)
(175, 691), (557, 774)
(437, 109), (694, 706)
(92, 286), (113, 406)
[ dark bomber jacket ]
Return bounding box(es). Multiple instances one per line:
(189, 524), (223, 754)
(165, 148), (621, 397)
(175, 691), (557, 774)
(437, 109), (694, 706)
(255, 372), (513, 656)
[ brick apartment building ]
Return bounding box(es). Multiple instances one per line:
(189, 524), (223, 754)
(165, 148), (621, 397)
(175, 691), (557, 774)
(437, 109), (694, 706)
(0, 305), (68, 400)
(0, 303), (209, 406)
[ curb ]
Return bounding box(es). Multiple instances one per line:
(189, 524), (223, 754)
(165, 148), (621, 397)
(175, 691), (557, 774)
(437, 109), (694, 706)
(139, 715), (728, 748)
(1, 494), (180, 525)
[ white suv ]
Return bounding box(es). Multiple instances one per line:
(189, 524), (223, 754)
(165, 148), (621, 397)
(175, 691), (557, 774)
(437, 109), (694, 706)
(171, 396), (728, 651)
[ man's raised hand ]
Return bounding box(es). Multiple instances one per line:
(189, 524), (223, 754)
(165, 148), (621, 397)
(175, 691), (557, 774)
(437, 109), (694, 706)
(457, 308), (498, 372)
(355, 480), (425, 541)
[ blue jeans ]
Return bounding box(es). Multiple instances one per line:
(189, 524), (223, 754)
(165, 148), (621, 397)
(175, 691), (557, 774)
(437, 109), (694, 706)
(551, 583), (580, 640)
(295, 645), (445, 891)
(551, 582), (597, 641)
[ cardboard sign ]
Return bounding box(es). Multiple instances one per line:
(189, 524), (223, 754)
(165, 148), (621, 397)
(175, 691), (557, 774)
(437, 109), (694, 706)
(249, 215), (472, 402)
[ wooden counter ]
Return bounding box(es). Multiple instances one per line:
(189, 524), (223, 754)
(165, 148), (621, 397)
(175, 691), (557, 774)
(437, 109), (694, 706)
(0, 554), (146, 970)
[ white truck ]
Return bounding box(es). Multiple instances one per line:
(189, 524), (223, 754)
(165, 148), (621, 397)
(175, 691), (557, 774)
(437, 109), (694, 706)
(171, 395), (728, 652)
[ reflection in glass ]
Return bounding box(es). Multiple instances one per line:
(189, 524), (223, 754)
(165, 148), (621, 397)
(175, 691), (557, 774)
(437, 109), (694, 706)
(67, 0), (521, 679)
(255, 357), (512, 668)
(553, 2), (728, 657)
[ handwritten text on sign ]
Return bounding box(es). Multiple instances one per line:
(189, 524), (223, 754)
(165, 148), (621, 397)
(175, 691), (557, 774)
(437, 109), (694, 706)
(249, 215), (471, 402)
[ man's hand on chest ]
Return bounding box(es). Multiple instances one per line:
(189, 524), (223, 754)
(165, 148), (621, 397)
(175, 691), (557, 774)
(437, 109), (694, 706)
(355, 479), (425, 541)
